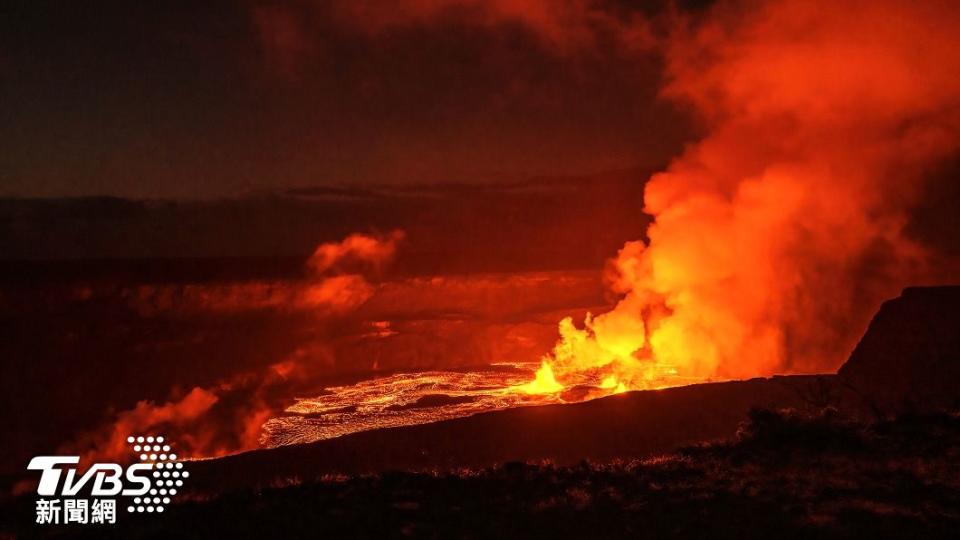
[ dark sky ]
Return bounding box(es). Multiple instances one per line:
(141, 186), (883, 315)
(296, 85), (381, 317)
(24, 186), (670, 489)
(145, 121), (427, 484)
(0, 0), (699, 199)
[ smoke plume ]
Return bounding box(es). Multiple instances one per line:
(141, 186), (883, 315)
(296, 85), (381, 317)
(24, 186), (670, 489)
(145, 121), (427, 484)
(544, 0), (960, 388)
(64, 231), (404, 461)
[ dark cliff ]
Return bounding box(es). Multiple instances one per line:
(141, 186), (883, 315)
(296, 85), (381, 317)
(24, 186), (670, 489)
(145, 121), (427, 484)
(839, 286), (960, 415)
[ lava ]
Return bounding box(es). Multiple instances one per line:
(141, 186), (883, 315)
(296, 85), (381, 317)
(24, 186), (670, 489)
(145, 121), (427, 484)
(262, 364), (562, 447)
(262, 357), (705, 449)
(518, 361), (563, 395)
(519, 0), (960, 395)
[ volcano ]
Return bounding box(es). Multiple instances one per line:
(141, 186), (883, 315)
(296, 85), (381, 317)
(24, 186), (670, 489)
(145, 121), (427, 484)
(184, 286), (960, 493)
(5, 0), (960, 537)
(6, 286), (957, 539)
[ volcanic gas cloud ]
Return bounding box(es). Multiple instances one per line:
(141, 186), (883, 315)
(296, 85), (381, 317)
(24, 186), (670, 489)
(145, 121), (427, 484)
(528, 0), (960, 393)
(64, 231), (405, 463)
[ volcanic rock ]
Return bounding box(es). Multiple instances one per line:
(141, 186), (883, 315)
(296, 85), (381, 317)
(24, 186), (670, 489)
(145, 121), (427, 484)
(188, 286), (960, 493)
(839, 286), (960, 415)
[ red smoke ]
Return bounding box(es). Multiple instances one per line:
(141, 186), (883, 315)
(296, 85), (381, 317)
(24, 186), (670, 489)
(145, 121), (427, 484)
(536, 0), (960, 389)
(647, 0), (960, 373)
(307, 230), (404, 275)
(124, 230), (403, 316)
(70, 387), (218, 464)
(64, 232), (404, 461)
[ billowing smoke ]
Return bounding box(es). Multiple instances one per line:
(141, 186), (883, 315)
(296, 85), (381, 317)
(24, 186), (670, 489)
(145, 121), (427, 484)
(63, 231), (404, 461)
(124, 231), (404, 316)
(308, 230), (405, 275)
(542, 0), (960, 388)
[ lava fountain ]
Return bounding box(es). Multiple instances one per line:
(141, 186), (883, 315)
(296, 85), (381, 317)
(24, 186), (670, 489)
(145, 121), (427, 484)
(521, 0), (960, 396)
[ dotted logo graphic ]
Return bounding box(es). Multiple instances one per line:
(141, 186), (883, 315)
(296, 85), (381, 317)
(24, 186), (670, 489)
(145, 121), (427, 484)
(124, 435), (189, 514)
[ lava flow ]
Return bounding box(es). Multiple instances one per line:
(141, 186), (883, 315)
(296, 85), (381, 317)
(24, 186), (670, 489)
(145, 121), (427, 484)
(261, 363), (556, 447)
(262, 356), (705, 448)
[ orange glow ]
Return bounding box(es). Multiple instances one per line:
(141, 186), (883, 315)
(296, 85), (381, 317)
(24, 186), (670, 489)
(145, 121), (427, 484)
(599, 375), (627, 394)
(63, 1), (960, 461)
(307, 230), (404, 275)
(64, 232), (409, 462)
(518, 361), (564, 394)
(519, 0), (960, 395)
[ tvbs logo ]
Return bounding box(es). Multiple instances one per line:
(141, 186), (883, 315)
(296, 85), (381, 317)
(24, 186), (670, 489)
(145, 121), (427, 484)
(27, 435), (189, 525)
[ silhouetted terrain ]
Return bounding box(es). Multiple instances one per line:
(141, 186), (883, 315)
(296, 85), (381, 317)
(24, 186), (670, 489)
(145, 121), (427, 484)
(7, 408), (960, 539)
(0, 175), (652, 473)
(156, 286), (960, 495)
(839, 286), (960, 415)
(2, 276), (957, 539)
(0, 175), (650, 269)
(185, 375), (857, 494)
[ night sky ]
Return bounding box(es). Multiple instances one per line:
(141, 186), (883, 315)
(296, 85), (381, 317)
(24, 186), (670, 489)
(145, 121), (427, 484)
(0, 1), (701, 198)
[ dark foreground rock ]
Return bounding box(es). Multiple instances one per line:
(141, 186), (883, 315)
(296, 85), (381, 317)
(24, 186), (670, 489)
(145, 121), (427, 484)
(186, 286), (960, 492)
(4, 286), (959, 538)
(839, 286), (960, 415)
(186, 375), (863, 494)
(9, 409), (960, 539)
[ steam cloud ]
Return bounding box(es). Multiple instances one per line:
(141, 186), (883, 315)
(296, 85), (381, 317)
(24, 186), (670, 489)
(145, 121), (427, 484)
(233, 0), (960, 396)
(65, 231), (404, 461)
(547, 0), (960, 387)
